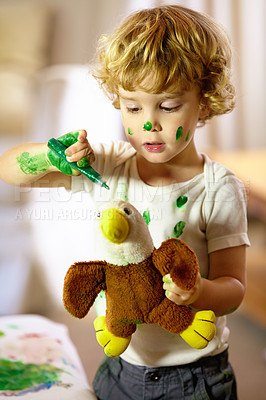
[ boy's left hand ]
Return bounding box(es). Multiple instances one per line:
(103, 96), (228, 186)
(163, 272), (202, 306)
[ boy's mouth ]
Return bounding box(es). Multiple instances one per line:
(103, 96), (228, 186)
(143, 142), (165, 153)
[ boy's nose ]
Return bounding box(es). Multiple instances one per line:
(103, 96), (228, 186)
(143, 120), (162, 132)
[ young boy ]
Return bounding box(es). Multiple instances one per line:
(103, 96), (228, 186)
(0, 5), (250, 399)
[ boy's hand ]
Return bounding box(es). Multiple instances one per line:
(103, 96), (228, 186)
(163, 272), (202, 306)
(47, 130), (95, 175)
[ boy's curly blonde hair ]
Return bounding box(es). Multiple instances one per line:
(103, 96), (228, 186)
(93, 5), (235, 124)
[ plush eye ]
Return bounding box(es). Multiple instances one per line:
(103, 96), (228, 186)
(123, 207), (131, 215)
(96, 211), (102, 218)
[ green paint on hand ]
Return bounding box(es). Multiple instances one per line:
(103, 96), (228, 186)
(0, 358), (63, 391)
(77, 156), (89, 168)
(176, 195), (188, 208)
(142, 209), (151, 226)
(47, 131), (80, 176)
(143, 121), (152, 131)
(173, 220), (186, 238)
(48, 138), (109, 189)
(128, 128), (134, 135)
(17, 152), (50, 175)
(185, 130), (190, 142)
(176, 126), (183, 141)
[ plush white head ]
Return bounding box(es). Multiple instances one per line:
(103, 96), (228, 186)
(94, 200), (154, 266)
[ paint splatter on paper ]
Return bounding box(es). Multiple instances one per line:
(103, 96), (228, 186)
(0, 358), (64, 391)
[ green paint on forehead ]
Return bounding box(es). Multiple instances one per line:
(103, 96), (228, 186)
(142, 209), (151, 226)
(128, 128), (134, 135)
(17, 152), (50, 175)
(185, 130), (190, 142)
(176, 195), (188, 208)
(176, 126), (183, 141)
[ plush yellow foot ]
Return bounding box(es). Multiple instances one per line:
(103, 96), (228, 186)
(180, 310), (216, 349)
(94, 316), (131, 357)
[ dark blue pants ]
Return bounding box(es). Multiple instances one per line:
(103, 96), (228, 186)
(93, 349), (237, 399)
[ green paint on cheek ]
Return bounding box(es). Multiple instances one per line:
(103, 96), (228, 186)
(0, 358), (63, 390)
(142, 209), (151, 226)
(176, 126), (183, 141)
(176, 195), (188, 208)
(173, 220), (186, 238)
(185, 130), (190, 142)
(128, 128), (134, 135)
(17, 152), (51, 175)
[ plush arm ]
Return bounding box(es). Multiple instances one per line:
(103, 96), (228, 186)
(63, 261), (107, 318)
(152, 238), (199, 290)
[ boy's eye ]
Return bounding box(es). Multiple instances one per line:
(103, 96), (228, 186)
(127, 107), (141, 113)
(160, 105), (181, 112)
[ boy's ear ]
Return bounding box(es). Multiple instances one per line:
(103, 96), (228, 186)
(199, 98), (210, 120)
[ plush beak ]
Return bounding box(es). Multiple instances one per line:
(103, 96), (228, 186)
(100, 208), (129, 244)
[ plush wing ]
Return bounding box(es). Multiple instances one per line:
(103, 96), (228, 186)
(152, 238), (199, 290)
(63, 261), (107, 318)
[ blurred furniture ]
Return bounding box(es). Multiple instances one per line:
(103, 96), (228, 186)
(209, 149), (266, 328)
(0, 314), (96, 398)
(0, 1), (52, 134)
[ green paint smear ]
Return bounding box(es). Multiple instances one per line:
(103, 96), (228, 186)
(143, 209), (151, 226)
(0, 358), (63, 390)
(47, 132), (80, 175)
(0, 331), (5, 337)
(176, 126), (183, 141)
(173, 220), (186, 238)
(185, 130), (190, 142)
(17, 152), (50, 175)
(128, 128), (134, 135)
(47, 131), (80, 176)
(176, 195), (188, 208)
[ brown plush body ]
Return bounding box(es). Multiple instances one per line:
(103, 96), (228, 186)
(63, 238), (198, 338)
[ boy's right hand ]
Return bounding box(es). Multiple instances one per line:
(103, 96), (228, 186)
(47, 130), (95, 175)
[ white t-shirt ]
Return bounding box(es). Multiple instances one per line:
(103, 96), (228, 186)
(72, 141), (250, 367)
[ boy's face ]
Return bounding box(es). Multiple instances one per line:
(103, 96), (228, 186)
(119, 84), (206, 165)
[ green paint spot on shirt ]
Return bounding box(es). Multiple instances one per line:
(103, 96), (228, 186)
(176, 195), (188, 208)
(143, 209), (151, 226)
(128, 128), (134, 135)
(173, 221), (186, 238)
(119, 183), (129, 202)
(17, 152), (50, 175)
(0, 331), (5, 337)
(0, 359), (63, 391)
(185, 130), (190, 142)
(176, 126), (183, 141)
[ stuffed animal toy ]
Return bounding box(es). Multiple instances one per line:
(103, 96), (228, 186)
(63, 200), (216, 357)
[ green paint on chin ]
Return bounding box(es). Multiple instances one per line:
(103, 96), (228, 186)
(176, 126), (183, 141)
(176, 195), (188, 208)
(128, 128), (134, 135)
(17, 152), (51, 175)
(142, 209), (151, 226)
